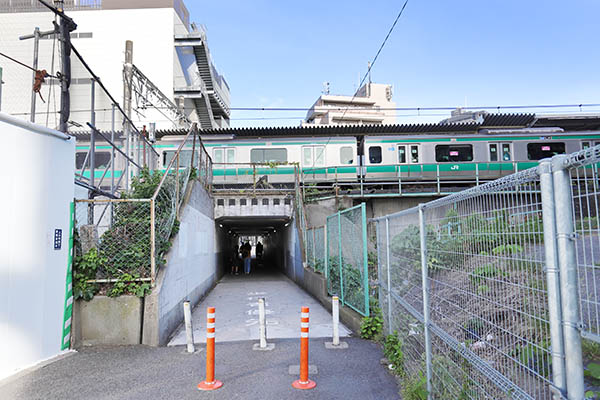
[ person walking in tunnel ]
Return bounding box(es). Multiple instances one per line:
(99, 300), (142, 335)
(231, 244), (240, 275)
(256, 241), (263, 259)
(241, 241), (252, 274)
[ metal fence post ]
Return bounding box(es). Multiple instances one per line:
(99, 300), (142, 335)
(539, 159), (566, 397)
(552, 155), (584, 399)
(338, 211), (344, 305)
(324, 223), (328, 279)
(385, 217), (392, 335)
(150, 198), (156, 286)
(418, 204), (433, 399)
(361, 203), (370, 316)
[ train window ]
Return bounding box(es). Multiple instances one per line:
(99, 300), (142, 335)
(410, 146), (419, 163)
(398, 146), (406, 163)
(303, 148), (312, 166)
(226, 148), (235, 163)
(582, 142), (591, 150)
(489, 144), (498, 161)
(164, 150), (194, 168)
(315, 146), (325, 166)
(369, 146), (382, 164)
(502, 144), (511, 161)
(527, 142), (566, 160)
(250, 148), (287, 163)
(213, 148), (223, 163)
(75, 151), (110, 169)
(435, 145), (473, 162)
(340, 146), (353, 164)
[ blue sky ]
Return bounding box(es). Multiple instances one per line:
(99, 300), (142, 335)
(187, 0), (600, 127)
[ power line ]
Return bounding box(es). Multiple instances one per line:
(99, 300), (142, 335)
(228, 103), (600, 112)
(0, 51), (57, 78)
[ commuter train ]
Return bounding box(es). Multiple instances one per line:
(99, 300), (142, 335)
(76, 128), (600, 191)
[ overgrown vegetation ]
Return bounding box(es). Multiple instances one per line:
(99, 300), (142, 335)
(73, 167), (183, 299)
(360, 298), (383, 340)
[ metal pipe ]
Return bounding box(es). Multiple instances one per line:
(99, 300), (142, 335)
(150, 198), (156, 286)
(552, 155), (584, 399)
(30, 27), (40, 123)
(386, 217), (392, 335)
(418, 204), (433, 399)
(123, 40), (133, 189)
(110, 104), (115, 221)
(258, 298), (267, 348)
(183, 301), (195, 353)
(539, 159), (566, 397)
(332, 296), (340, 346)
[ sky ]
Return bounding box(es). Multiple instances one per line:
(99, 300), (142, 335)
(186, 0), (600, 128)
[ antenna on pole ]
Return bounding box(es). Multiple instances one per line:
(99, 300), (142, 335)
(322, 81), (330, 95)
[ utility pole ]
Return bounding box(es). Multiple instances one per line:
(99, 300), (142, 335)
(19, 27), (56, 123)
(52, 0), (77, 133)
(30, 27), (40, 123)
(123, 40), (133, 189)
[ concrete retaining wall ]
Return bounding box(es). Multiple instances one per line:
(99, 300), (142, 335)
(143, 180), (219, 346)
(300, 267), (363, 334)
(77, 296), (143, 346)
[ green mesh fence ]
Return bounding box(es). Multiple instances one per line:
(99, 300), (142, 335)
(305, 226), (325, 273)
(326, 203), (369, 316)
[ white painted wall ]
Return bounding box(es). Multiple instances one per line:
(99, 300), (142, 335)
(0, 8), (179, 130)
(0, 112), (75, 380)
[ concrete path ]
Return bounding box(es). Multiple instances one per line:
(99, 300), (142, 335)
(0, 339), (400, 400)
(168, 270), (351, 346)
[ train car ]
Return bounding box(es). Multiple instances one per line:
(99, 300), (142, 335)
(362, 130), (600, 184)
(200, 136), (358, 185)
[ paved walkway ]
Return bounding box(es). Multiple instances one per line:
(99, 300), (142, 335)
(0, 339), (400, 399)
(0, 271), (401, 399)
(168, 270), (351, 345)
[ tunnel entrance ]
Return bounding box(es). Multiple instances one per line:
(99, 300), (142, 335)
(216, 216), (296, 277)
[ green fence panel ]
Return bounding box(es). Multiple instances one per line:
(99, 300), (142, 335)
(326, 203), (369, 316)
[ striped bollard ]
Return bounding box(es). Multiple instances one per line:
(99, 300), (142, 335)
(197, 307), (223, 391)
(292, 306), (316, 390)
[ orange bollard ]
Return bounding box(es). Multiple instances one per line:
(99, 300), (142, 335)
(197, 307), (223, 391)
(292, 306), (316, 390)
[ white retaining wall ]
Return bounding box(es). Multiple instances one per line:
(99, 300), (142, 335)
(0, 112), (75, 380)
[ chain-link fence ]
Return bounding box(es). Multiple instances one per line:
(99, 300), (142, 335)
(326, 203), (369, 317)
(305, 226), (325, 273)
(74, 126), (203, 294)
(372, 146), (600, 399)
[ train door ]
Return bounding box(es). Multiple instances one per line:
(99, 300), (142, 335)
(397, 144), (421, 179)
(486, 142), (513, 179)
(212, 147), (236, 183)
(301, 145), (326, 182)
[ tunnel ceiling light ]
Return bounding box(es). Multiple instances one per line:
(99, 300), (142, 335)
(219, 224), (223, 228)
(284, 222), (290, 227)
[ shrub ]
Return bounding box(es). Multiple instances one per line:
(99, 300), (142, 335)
(73, 247), (103, 301)
(469, 264), (506, 286)
(383, 331), (405, 377)
(402, 372), (428, 400)
(360, 298), (383, 340)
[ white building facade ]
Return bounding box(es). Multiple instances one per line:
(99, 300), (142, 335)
(0, 0), (230, 131)
(303, 82), (396, 126)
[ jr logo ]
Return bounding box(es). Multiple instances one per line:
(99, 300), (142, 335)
(451, 165), (460, 170)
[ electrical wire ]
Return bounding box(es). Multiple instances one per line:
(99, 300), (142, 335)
(0, 51), (57, 78)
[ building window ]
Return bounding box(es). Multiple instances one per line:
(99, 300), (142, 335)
(527, 143), (566, 160)
(435, 145), (473, 162)
(369, 146), (382, 164)
(340, 146), (354, 164)
(250, 148), (287, 163)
